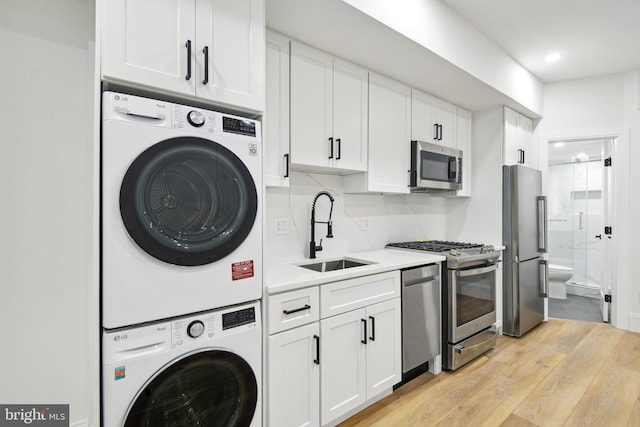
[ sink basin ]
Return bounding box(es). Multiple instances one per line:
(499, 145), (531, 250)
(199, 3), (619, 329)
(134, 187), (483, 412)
(298, 258), (374, 273)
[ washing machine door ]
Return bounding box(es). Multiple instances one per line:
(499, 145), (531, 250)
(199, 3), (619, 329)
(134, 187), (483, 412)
(120, 137), (258, 266)
(124, 350), (258, 427)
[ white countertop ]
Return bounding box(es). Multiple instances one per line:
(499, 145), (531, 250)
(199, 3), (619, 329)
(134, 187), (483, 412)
(265, 249), (446, 295)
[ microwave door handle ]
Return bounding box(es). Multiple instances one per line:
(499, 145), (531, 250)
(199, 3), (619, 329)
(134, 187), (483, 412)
(448, 158), (458, 182)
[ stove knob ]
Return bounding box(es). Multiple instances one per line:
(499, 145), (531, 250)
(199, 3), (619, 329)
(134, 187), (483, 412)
(187, 110), (205, 127)
(187, 320), (205, 338)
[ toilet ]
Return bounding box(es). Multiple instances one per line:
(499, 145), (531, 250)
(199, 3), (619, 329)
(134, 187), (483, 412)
(548, 264), (574, 299)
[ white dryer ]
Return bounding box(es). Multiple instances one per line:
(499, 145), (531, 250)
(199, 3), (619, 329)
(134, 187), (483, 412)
(102, 92), (262, 328)
(102, 300), (261, 427)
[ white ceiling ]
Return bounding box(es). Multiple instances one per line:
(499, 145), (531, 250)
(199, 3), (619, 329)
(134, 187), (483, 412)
(441, 0), (640, 83)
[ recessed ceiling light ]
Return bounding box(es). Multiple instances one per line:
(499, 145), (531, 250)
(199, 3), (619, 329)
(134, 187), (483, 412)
(545, 52), (561, 63)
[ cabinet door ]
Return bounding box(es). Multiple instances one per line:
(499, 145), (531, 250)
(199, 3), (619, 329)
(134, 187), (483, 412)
(367, 72), (411, 193)
(365, 298), (401, 400)
(320, 309), (366, 425)
(411, 89), (437, 142)
(102, 0), (196, 96)
(518, 114), (534, 167)
(195, 0), (265, 112)
(265, 31), (290, 187)
(290, 42), (333, 170)
(268, 323), (320, 427)
(332, 58), (368, 172)
(503, 106), (520, 165)
(434, 99), (458, 149)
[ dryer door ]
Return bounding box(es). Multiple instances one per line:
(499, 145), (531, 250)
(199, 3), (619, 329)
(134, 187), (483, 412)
(120, 137), (258, 266)
(124, 350), (258, 427)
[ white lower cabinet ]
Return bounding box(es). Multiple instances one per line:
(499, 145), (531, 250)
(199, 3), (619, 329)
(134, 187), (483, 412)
(321, 298), (401, 425)
(268, 322), (320, 427)
(266, 271), (402, 427)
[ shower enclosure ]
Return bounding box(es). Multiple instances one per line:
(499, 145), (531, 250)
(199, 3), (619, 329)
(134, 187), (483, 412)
(547, 140), (605, 296)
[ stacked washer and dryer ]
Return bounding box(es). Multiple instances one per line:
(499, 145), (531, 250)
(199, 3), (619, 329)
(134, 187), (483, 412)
(101, 92), (263, 427)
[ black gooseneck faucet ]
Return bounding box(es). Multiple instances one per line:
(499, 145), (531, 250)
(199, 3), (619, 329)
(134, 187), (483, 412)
(309, 191), (335, 259)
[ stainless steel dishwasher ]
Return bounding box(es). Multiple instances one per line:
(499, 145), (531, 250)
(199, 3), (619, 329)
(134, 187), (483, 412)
(401, 263), (441, 378)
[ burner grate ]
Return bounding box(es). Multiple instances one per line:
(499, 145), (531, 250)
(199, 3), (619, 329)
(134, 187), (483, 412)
(386, 240), (483, 253)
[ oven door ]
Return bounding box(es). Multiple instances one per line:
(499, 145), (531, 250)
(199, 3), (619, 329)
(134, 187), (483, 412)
(448, 263), (497, 343)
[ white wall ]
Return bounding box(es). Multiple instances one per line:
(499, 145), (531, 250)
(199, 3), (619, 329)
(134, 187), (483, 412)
(536, 73), (635, 331)
(264, 172), (449, 264)
(0, 1), (98, 426)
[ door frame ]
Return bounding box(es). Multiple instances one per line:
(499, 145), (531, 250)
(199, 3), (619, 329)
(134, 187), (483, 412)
(539, 128), (629, 330)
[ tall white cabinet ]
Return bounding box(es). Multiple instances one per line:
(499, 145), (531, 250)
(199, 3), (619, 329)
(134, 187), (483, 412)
(101, 0), (265, 112)
(290, 42), (368, 173)
(265, 30), (290, 187)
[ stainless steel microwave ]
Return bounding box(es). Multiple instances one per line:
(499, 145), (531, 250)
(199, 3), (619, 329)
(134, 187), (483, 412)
(409, 140), (463, 192)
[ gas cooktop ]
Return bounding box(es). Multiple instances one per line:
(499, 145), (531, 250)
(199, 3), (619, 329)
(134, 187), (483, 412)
(386, 240), (500, 268)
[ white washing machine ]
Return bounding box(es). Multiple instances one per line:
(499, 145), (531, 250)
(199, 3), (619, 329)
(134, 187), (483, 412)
(102, 92), (262, 328)
(102, 300), (262, 427)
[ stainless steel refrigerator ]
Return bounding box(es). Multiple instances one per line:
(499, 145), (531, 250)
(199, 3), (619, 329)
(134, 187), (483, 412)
(502, 165), (549, 337)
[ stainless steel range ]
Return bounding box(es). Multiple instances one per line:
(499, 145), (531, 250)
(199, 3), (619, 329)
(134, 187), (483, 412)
(387, 240), (501, 371)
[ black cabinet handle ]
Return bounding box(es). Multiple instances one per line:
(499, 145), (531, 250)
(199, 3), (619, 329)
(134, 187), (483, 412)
(518, 149), (525, 164)
(369, 316), (375, 341)
(313, 335), (320, 365)
(284, 153), (290, 178)
(282, 304), (310, 315)
(185, 40), (192, 80)
(202, 46), (209, 85)
(336, 138), (341, 160)
(361, 318), (367, 344)
(328, 137), (334, 159)
(438, 124), (443, 140)
(433, 123), (438, 140)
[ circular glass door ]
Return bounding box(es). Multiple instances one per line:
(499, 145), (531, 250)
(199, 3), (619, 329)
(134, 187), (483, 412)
(120, 137), (258, 266)
(124, 350), (258, 427)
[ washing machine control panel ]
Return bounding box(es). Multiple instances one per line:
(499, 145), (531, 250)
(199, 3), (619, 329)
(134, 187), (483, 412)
(187, 320), (205, 338)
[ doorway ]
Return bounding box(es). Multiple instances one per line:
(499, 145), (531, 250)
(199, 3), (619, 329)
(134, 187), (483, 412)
(546, 138), (614, 323)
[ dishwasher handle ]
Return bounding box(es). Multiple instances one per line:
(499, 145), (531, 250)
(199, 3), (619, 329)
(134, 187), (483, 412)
(403, 277), (439, 288)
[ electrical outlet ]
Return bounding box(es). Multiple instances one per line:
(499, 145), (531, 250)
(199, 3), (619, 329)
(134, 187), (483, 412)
(274, 217), (290, 235)
(360, 217), (369, 231)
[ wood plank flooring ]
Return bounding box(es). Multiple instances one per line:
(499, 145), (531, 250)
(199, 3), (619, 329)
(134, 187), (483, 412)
(339, 319), (640, 427)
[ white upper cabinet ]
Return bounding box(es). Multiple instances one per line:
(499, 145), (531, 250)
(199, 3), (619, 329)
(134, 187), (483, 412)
(411, 89), (457, 149)
(101, 0), (265, 112)
(290, 42), (368, 173)
(344, 72), (411, 194)
(503, 106), (535, 167)
(264, 30), (290, 187)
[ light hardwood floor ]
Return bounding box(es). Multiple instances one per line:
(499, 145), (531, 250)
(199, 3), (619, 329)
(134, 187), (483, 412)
(339, 319), (640, 427)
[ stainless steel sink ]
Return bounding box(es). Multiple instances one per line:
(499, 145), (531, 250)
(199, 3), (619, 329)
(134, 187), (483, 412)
(298, 258), (374, 273)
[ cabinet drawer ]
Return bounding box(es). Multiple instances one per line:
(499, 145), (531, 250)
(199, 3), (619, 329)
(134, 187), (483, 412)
(321, 271), (400, 319)
(268, 287), (320, 334)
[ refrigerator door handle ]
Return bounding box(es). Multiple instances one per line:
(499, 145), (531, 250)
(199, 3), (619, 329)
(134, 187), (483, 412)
(537, 196), (548, 253)
(540, 259), (549, 297)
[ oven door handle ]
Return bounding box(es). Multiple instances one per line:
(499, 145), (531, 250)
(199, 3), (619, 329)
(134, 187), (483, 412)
(456, 263), (498, 277)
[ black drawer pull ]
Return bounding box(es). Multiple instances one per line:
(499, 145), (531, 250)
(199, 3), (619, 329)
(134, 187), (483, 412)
(283, 304), (311, 315)
(202, 45), (209, 85)
(185, 40), (192, 80)
(313, 335), (320, 365)
(369, 316), (375, 341)
(361, 318), (367, 344)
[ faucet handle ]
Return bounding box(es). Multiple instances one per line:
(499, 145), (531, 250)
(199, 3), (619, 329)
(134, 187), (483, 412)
(316, 239), (323, 252)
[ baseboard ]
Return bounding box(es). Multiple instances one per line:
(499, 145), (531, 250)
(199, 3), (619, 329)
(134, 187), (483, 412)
(628, 312), (640, 333)
(566, 283), (600, 299)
